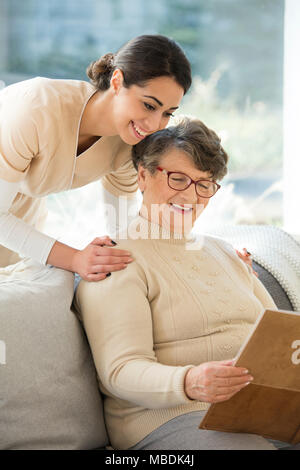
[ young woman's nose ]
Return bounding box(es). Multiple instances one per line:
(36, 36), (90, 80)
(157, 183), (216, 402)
(144, 113), (164, 133)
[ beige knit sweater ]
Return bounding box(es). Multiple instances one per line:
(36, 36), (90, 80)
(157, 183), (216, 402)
(74, 216), (277, 450)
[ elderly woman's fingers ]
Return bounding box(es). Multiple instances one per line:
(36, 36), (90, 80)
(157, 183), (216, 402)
(194, 381), (251, 403)
(191, 374), (252, 392)
(212, 363), (249, 378)
(214, 374), (253, 388)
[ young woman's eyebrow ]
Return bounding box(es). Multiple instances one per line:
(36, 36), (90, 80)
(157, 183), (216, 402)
(143, 95), (179, 110)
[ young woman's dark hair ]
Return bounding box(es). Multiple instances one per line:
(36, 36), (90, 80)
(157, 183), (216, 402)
(86, 35), (192, 94)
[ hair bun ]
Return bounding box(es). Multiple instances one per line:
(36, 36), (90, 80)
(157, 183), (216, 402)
(86, 53), (115, 88)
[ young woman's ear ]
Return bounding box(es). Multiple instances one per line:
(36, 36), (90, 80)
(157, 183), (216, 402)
(110, 69), (124, 94)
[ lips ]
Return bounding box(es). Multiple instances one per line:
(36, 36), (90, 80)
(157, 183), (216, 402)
(169, 203), (193, 214)
(131, 121), (148, 140)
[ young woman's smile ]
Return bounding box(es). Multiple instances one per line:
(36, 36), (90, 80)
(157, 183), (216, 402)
(130, 121), (150, 140)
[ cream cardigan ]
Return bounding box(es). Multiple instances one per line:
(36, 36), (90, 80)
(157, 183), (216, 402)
(74, 216), (277, 450)
(0, 77), (138, 266)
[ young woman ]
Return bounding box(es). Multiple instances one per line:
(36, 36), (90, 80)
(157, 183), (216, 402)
(0, 35), (191, 281)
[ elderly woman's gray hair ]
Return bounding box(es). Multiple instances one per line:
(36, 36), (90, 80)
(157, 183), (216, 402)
(132, 115), (228, 181)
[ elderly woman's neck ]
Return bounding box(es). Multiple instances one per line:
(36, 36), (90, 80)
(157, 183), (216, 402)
(137, 207), (195, 240)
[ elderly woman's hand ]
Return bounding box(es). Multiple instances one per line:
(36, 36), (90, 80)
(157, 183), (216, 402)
(184, 359), (253, 403)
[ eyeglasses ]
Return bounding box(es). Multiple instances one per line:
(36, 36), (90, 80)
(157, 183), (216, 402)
(156, 167), (221, 198)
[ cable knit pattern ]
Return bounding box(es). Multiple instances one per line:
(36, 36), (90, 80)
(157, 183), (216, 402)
(74, 216), (277, 450)
(206, 225), (300, 311)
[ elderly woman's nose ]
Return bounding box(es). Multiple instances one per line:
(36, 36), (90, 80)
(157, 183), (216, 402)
(181, 182), (198, 201)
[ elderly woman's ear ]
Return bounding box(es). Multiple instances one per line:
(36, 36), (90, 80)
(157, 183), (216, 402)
(137, 165), (147, 193)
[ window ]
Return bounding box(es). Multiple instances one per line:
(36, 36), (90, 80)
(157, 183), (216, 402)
(0, 0), (287, 245)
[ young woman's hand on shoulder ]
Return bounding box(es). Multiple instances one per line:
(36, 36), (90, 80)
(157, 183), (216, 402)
(71, 236), (134, 282)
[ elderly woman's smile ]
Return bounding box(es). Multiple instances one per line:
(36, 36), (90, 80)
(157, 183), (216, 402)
(169, 203), (193, 214)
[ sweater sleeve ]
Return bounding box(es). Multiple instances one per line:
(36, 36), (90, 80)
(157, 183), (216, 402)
(252, 273), (278, 310)
(0, 100), (38, 183)
(0, 178), (56, 265)
(74, 257), (194, 409)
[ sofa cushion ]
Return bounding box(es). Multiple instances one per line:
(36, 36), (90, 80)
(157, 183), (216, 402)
(252, 261), (294, 311)
(0, 258), (108, 450)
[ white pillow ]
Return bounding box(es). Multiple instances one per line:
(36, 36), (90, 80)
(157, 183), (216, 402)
(0, 259), (108, 449)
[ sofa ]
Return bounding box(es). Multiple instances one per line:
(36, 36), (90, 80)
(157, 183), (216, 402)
(0, 224), (299, 450)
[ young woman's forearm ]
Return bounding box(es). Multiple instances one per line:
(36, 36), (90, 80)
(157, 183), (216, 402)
(0, 178), (58, 266)
(46, 240), (79, 271)
(0, 211), (57, 265)
(0, 209), (82, 271)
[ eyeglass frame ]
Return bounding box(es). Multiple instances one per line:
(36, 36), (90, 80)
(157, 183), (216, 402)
(156, 166), (221, 198)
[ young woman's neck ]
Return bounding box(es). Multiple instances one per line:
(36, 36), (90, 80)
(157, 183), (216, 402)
(79, 89), (117, 138)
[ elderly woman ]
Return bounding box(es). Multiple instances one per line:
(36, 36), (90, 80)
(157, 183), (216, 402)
(74, 116), (288, 450)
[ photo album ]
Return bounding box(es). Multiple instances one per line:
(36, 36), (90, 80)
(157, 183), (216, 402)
(199, 309), (300, 444)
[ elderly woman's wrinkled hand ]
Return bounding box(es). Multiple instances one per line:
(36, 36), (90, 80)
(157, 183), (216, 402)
(184, 359), (254, 403)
